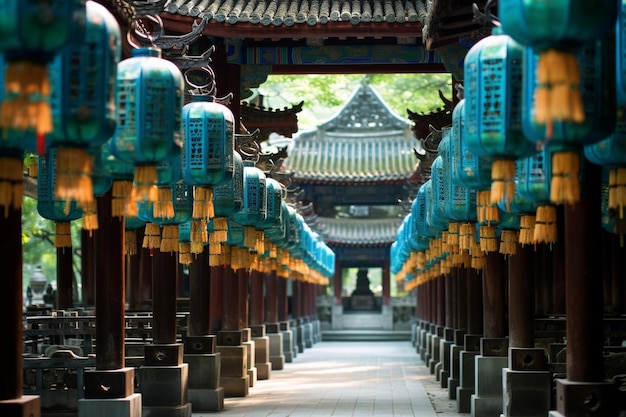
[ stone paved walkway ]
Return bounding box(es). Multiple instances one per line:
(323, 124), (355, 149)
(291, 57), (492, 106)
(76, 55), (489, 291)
(193, 340), (465, 417)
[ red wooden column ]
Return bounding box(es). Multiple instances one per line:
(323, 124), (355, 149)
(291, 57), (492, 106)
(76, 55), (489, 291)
(482, 252), (506, 339)
(152, 249), (178, 344)
(555, 160), (613, 415)
(467, 268), (483, 336)
(277, 275), (288, 322)
(0, 202), (40, 414)
(209, 265), (223, 335)
(56, 247), (73, 309)
(189, 248), (210, 336)
(222, 264), (241, 331)
(508, 245), (534, 348)
(238, 268), (249, 330)
(125, 226), (143, 311)
(249, 269), (264, 326)
(94, 192), (125, 369)
(81, 229), (95, 306)
(265, 270), (278, 324)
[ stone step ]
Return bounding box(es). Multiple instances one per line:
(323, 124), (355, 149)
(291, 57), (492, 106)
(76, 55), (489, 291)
(322, 330), (411, 342)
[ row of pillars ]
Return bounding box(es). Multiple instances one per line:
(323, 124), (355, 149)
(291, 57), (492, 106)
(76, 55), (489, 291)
(413, 160), (626, 416)
(0, 189), (324, 416)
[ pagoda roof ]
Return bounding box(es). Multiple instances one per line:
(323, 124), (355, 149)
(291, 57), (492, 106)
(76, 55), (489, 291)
(283, 79), (416, 184)
(163, 0), (428, 33)
(315, 216), (402, 247)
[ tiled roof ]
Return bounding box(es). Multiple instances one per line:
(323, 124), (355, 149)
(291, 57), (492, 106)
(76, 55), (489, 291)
(164, 0), (428, 26)
(283, 79), (416, 184)
(315, 217), (403, 246)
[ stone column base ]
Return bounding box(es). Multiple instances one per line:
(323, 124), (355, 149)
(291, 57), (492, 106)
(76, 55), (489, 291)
(0, 395), (41, 417)
(78, 393), (141, 417)
(502, 368), (551, 417)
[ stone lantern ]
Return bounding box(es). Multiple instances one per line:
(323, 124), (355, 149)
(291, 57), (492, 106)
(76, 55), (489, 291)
(29, 265), (47, 306)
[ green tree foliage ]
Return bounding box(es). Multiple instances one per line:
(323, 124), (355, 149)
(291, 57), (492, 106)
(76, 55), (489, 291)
(22, 196), (82, 296)
(254, 73), (452, 130)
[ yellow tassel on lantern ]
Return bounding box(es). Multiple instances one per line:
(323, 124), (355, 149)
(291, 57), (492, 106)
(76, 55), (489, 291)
(534, 205), (557, 244)
(244, 226), (257, 249)
(0, 61), (53, 135)
(0, 157), (24, 217)
(132, 165), (158, 203)
(499, 229), (518, 256)
(142, 222), (161, 249)
(153, 187), (174, 219)
(193, 186), (214, 220)
(609, 167), (626, 219)
(55, 221), (73, 248)
(179, 242), (192, 265)
(160, 225), (179, 253)
(54, 148), (94, 212)
(534, 49), (585, 139)
(550, 151), (580, 205)
(519, 214), (536, 246)
(477, 190), (499, 224)
(479, 225), (498, 253)
(81, 200), (98, 235)
(191, 219), (208, 246)
(459, 223), (475, 251)
(210, 216), (228, 243)
(112, 180), (133, 218)
(125, 229), (138, 257)
(491, 160), (516, 211)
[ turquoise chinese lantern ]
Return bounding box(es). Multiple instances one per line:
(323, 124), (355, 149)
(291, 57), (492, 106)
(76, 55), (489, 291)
(600, 168), (626, 238)
(138, 182), (193, 253)
(463, 25), (535, 208)
(182, 89), (235, 227)
(500, 0), (617, 134)
(0, 0), (86, 137)
(585, 107), (626, 218)
(522, 40), (615, 204)
(231, 164), (267, 252)
(46, 0), (121, 211)
(516, 149), (559, 245)
(209, 151), (244, 254)
(37, 148), (82, 248)
(258, 177), (285, 260)
(111, 46), (184, 203)
(101, 139), (137, 218)
(0, 56), (38, 216)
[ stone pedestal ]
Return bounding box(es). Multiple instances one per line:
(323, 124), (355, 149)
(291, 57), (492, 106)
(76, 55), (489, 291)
(251, 325), (272, 380)
(501, 348), (551, 417)
(548, 379), (618, 417)
(456, 334), (481, 413)
(281, 321), (295, 363)
(471, 338), (509, 417)
(241, 329), (257, 388)
(438, 327), (454, 388)
(447, 330), (465, 400)
(184, 335), (224, 412)
(332, 305), (343, 330)
(429, 326), (443, 376)
(79, 394), (141, 417)
(266, 323), (285, 371)
(304, 318), (314, 348)
(80, 367), (140, 417)
(140, 364), (192, 417)
(0, 395), (41, 417)
(217, 330), (249, 397)
(418, 323), (429, 360)
(312, 317), (321, 343)
(295, 319), (306, 353)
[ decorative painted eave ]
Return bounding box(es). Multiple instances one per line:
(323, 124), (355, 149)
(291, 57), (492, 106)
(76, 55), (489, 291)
(240, 100), (303, 140)
(315, 217), (403, 247)
(164, 0), (428, 29)
(283, 79), (415, 184)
